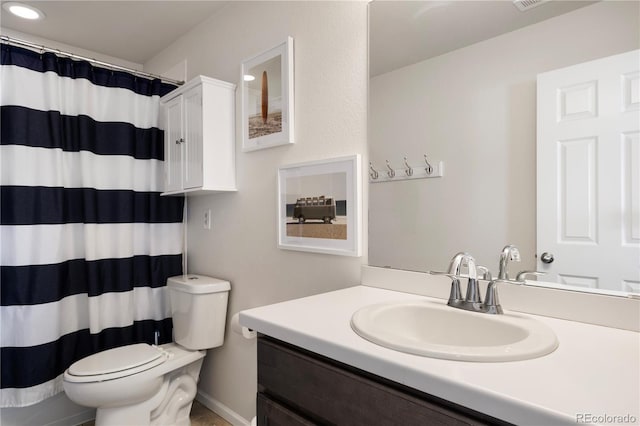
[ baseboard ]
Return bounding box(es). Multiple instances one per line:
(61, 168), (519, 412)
(52, 409), (95, 426)
(0, 392), (95, 426)
(196, 390), (251, 426)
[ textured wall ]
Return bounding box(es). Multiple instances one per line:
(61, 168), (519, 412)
(144, 2), (368, 421)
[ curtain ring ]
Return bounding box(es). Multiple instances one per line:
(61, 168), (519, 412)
(385, 160), (395, 178)
(369, 162), (379, 180)
(403, 157), (413, 176)
(424, 154), (433, 175)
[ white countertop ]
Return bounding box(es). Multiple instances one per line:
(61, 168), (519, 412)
(239, 285), (640, 426)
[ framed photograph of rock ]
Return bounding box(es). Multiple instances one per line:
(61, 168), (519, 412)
(277, 155), (362, 256)
(241, 36), (294, 152)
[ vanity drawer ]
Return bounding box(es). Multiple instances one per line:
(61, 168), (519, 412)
(257, 336), (509, 426)
(257, 393), (315, 426)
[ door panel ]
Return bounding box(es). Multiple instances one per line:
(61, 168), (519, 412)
(623, 132), (640, 246)
(183, 87), (203, 190)
(164, 96), (183, 193)
(558, 137), (597, 243)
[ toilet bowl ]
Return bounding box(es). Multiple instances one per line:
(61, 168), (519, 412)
(63, 275), (230, 426)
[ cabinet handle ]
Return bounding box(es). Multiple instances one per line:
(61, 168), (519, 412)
(175, 138), (184, 145)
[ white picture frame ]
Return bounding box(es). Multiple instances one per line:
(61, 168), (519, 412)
(277, 155), (362, 257)
(241, 36), (294, 152)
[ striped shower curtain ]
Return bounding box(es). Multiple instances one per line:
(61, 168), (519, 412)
(0, 44), (184, 407)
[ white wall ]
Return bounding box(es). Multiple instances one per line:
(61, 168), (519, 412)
(369, 1), (639, 273)
(144, 2), (368, 422)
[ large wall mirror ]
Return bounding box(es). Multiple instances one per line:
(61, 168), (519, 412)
(368, 1), (640, 295)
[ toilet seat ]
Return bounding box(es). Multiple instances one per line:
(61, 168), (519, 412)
(64, 343), (170, 383)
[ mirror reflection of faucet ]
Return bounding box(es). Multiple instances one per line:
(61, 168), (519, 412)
(498, 244), (520, 280)
(431, 245), (546, 315)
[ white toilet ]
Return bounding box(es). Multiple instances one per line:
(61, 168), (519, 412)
(63, 275), (230, 426)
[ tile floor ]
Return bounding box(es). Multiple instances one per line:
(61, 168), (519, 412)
(190, 400), (232, 426)
(80, 400), (232, 426)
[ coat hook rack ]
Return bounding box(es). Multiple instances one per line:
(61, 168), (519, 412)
(369, 154), (444, 183)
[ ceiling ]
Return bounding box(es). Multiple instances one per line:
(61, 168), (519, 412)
(1, 1), (596, 73)
(0, 1), (229, 64)
(370, 0), (596, 77)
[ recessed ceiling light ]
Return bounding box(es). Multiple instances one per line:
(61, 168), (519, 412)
(243, 74), (255, 82)
(3, 2), (45, 20)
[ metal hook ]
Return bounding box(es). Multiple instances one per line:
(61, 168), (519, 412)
(369, 162), (379, 180)
(385, 160), (395, 178)
(403, 157), (413, 177)
(424, 154), (433, 175)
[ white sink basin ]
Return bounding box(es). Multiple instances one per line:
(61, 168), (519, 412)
(350, 301), (558, 362)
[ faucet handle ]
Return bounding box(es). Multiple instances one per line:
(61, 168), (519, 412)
(483, 280), (503, 315)
(447, 277), (464, 308)
(515, 271), (546, 283)
(477, 266), (492, 281)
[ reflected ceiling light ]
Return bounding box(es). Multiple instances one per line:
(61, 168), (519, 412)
(3, 2), (45, 20)
(243, 74), (255, 82)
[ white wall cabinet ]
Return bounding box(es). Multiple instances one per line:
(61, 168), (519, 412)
(161, 75), (236, 195)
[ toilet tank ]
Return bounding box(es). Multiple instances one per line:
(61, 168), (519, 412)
(167, 274), (230, 350)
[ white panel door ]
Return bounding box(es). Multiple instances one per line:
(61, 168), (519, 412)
(164, 96), (183, 193)
(183, 86), (203, 190)
(537, 50), (640, 292)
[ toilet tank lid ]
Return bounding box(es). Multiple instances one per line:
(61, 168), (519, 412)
(167, 274), (230, 294)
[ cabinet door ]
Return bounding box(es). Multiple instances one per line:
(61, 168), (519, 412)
(258, 337), (500, 426)
(164, 95), (183, 193)
(183, 86), (204, 190)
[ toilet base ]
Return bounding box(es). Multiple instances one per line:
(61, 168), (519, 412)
(95, 355), (204, 426)
(150, 365), (200, 426)
(96, 401), (158, 426)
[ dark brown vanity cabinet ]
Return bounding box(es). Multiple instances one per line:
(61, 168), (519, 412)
(256, 336), (511, 426)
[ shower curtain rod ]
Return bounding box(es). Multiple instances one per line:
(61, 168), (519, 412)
(1, 34), (184, 86)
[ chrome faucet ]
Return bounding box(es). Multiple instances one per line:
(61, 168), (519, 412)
(436, 245), (532, 315)
(482, 245), (522, 314)
(497, 245), (521, 280)
(443, 252), (467, 307)
(437, 252), (483, 312)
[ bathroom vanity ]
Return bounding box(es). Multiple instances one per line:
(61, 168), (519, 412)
(240, 280), (640, 426)
(257, 336), (506, 425)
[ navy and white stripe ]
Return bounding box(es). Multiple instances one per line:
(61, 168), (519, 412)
(0, 44), (183, 407)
